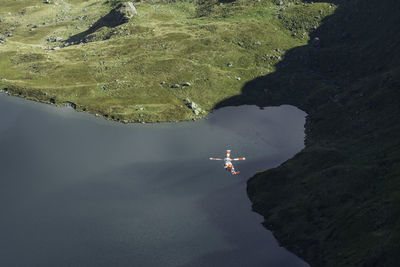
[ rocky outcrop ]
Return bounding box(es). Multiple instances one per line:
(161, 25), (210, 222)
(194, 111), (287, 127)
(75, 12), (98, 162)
(184, 98), (203, 115)
(97, 2), (138, 27)
(65, 1), (137, 44)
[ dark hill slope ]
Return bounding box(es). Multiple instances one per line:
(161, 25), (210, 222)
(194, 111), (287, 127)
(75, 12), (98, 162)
(216, 0), (400, 266)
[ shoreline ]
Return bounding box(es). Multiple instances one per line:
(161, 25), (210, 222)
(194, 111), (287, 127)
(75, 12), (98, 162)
(0, 88), (207, 124)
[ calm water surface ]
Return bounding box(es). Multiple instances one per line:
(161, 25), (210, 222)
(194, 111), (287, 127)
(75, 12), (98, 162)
(0, 93), (308, 267)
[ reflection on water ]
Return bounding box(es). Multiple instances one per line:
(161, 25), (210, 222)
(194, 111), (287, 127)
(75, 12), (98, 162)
(0, 93), (308, 267)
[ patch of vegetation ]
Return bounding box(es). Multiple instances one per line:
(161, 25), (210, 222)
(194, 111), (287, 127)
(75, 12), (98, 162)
(0, 0), (333, 122)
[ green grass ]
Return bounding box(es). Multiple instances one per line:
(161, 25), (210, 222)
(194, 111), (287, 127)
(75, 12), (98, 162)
(0, 0), (333, 122)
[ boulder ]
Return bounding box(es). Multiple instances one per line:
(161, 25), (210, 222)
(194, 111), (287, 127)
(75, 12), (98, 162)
(116, 2), (138, 19)
(89, 2), (137, 32)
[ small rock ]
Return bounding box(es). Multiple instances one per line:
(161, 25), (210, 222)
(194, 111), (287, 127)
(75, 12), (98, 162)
(254, 41), (261, 45)
(160, 81), (166, 85)
(238, 41), (244, 46)
(183, 82), (191, 86)
(137, 107), (144, 111)
(277, 1), (283, 6)
(52, 46), (60, 50)
(171, 84), (180, 88)
(312, 37), (321, 48)
(227, 62), (233, 67)
(236, 77), (241, 81)
(44, 0), (51, 3)
(56, 36), (63, 41)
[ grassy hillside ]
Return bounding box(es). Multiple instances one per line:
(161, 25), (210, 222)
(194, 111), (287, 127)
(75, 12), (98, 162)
(213, 0), (400, 266)
(0, 0), (332, 122)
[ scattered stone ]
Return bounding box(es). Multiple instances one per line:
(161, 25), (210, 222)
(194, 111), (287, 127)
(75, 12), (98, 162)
(227, 62), (233, 67)
(44, 0), (51, 3)
(238, 41), (244, 46)
(171, 84), (180, 88)
(52, 46), (60, 50)
(137, 107), (144, 111)
(236, 77), (241, 81)
(56, 36), (63, 41)
(160, 81), (166, 85)
(254, 41), (261, 45)
(277, 1), (284, 6)
(183, 82), (191, 87)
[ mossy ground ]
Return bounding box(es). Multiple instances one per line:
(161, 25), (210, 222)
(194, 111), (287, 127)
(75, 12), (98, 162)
(0, 0), (333, 122)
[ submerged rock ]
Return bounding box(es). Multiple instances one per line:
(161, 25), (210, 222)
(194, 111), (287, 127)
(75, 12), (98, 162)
(312, 37), (321, 48)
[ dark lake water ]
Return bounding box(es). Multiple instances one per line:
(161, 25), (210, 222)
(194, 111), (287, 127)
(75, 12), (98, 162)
(0, 93), (308, 267)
